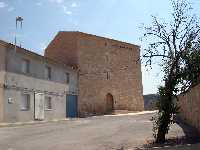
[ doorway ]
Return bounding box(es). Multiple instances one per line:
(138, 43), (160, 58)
(106, 93), (114, 113)
(66, 95), (78, 118)
(34, 93), (45, 120)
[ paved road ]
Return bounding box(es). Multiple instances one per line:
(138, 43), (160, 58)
(0, 112), (185, 150)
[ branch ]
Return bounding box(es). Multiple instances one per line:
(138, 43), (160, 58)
(143, 54), (171, 59)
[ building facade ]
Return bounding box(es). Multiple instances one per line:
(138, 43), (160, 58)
(0, 40), (78, 122)
(45, 31), (144, 116)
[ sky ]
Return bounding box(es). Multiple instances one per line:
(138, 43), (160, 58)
(0, 0), (200, 95)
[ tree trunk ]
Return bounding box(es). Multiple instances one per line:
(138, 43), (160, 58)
(156, 128), (166, 143)
(156, 72), (174, 143)
(156, 111), (171, 143)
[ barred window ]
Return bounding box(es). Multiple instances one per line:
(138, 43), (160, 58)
(21, 94), (30, 111)
(45, 96), (52, 110)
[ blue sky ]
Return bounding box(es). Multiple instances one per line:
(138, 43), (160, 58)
(0, 0), (200, 94)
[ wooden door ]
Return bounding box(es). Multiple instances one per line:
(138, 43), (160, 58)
(34, 93), (45, 120)
(106, 93), (114, 113)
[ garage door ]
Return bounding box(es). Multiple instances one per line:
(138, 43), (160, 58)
(66, 95), (78, 118)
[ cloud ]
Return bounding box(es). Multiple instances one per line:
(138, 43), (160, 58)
(0, 1), (7, 8)
(0, 1), (14, 12)
(49, 0), (73, 15)
(7, 6), (14, 12)
(71, 2), (77, 8)
(50, 0), (64, 4)
(36, 2), (42, 6)
(62, 5), (72, 15)
(65, 11), (72, 15)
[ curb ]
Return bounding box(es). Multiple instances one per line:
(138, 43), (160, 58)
(104, 110), (158, 117)
(0, 111), (157, 128)
(0, 118), (70, 128)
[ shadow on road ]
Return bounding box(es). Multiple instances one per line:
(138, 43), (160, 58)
(135, 117), (200, 150)
(176, 117), (200, 142)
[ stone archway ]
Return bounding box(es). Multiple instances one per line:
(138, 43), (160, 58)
(106, 93), (114, 113)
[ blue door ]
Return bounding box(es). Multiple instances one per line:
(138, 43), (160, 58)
(66, 95), (78, 118)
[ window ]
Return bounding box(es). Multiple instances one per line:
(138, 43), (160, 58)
(66, 72), (70, 84)
(22, 59), (30, 74)
(107, 72), (110, 80)
(45, 96), (52, 110)
(20, 94), (30, 111)
(45, 66), (51, 80)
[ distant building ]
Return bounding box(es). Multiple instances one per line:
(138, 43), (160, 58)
(45, 31), (144, 116)
(0, 40), (78, 122)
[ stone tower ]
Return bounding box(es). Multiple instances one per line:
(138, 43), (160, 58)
(45, 31), (144, 116)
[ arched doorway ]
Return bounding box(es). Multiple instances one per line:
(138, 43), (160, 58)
(106, 93), (114, 113)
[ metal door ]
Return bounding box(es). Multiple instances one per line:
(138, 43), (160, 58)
(34, 93), (45, 120)
(66, 95), (78, 118)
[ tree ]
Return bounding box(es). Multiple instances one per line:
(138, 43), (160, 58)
(141, 0), (200, 143)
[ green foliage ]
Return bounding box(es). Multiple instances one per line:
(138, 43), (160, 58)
(152, 86), (180, 141)
(142, 0), (200, 143)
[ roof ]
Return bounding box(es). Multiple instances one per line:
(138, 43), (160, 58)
(58, 31), (140, 48)
(0, 39), (77, 71)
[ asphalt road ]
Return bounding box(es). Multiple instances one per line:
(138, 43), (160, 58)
(0, 112), (185, 150)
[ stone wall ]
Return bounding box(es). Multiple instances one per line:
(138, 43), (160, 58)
(178, 84), (200, 133)
(45, 32), (79, 66)
(77, 33), (144, 116)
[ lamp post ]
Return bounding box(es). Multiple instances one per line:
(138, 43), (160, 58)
(15, 16), (23, 51)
